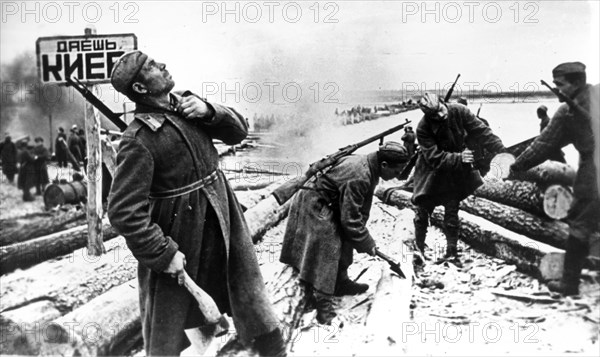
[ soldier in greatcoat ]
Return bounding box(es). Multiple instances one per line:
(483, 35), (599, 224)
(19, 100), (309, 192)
(107, 51), (285, 356)
(412, 93), (506, 260)
(280, 142), (409, 325)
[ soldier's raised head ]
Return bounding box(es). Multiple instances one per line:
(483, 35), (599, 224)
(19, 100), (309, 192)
(111, 51), (175, 102)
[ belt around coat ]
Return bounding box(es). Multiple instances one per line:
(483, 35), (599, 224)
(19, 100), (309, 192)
(149, 170), (219, 199)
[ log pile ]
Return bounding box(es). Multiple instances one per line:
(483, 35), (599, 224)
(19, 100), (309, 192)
(377, 156), (600, 275)
(0, 184), (291, 355)
(485, 154), (575, 220)
(376, 188), (565, 280)
(0, 209), (85, 246)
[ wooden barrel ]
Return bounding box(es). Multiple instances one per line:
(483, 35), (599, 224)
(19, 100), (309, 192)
(44, 181), (87, 209)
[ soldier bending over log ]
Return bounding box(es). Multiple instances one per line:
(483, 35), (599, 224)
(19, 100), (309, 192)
(107, 51), (285, 356)
(280, 142), (409, 325)
(510, 62), (600, 296)
(412, 93), (506, 261)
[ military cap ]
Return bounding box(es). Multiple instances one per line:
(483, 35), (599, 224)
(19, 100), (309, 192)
(110, 50), (148, 95)
(552, 62), (586, 77)
(379, 141), (409, 163)
(419, 92), (445, 116)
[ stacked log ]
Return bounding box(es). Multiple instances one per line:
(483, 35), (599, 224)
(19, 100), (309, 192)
(376, 187), (565, 280)
(0, 209), (85, 246)
(0, 219), (119, 275)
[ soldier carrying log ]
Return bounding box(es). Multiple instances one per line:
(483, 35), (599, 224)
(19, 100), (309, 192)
(107, 51), (285, 356)
(412, 93), (507, 261)
(509, 62), (600, 296)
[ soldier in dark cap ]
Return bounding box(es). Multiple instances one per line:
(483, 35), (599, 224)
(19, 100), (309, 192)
(280, 142), (409, 325)
(401, 125), (417, 157)
(510, 61), (599, 296)
(107, 51), (285, 356)
(412, 93), (506, 261)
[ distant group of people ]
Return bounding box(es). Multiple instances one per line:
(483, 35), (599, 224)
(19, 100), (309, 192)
(0, 135), (51, 201)
(0, 123), (86, 202)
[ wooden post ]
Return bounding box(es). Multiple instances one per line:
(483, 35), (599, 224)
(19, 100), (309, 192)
(83, 26), (105, 256)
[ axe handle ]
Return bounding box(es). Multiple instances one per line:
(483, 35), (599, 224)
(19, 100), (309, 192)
(182, 271), (224, 324)
(375, 249), (394, 263)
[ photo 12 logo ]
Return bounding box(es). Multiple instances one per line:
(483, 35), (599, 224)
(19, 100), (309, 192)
(401, 1), (540, 24)
(1, 2), (140, 24)
(200, 1), (340, 23)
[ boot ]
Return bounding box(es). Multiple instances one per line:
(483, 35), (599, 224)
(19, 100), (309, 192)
(547, 236), (588, 296)
(444, 229), (459, 259)
(253, 328), (287, 357)
(334, 269), (368, 296)
(315, 291), (336, 325)
(22, 189), (35, 202)
(415, 226), (427, 255)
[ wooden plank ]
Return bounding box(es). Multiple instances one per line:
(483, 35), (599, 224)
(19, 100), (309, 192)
(84, 85), (105, 256)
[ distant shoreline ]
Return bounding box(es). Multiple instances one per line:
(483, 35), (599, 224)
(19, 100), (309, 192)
(340, 90), (555, 103)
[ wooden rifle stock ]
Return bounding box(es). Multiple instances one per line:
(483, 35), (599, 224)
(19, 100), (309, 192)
(66, 77), (128, 132)
(272, 119), (412, 205)
(540, 80), (592, 121)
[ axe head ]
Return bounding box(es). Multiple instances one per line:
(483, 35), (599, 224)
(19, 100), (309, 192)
(389, 262), (406, 279)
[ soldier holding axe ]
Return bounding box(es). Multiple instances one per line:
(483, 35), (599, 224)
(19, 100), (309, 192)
(107, 51), (285, 356)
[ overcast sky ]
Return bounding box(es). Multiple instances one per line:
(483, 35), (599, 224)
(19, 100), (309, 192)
(2, 0), (599, 95)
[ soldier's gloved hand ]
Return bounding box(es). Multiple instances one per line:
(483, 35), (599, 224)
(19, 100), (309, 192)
(461, 149), (474, 163)
(164, 251), (187, 285)
(178, 96), (214, 121)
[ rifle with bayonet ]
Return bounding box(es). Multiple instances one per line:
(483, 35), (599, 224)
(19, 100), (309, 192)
(398, 74), (461, 180)
(272, 118), (412, 205)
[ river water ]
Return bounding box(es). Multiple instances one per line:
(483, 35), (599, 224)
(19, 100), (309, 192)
(220, 98), (578, 179)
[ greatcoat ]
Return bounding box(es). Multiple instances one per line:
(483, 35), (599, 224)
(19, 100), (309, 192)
(412, 103), (505, 209)
(108, 93), (277, 355)
(280, 153), (379, 295)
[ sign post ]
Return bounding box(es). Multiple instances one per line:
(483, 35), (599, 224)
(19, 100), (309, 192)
(36, 31), (136, 256)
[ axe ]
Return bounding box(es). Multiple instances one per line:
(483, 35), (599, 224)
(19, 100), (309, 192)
(182, 271), (230, 337)
(375, 248), (406, 279)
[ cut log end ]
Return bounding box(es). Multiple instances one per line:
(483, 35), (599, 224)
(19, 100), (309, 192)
(489, 153), (515, 180)
(543, 185), (574, 220)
